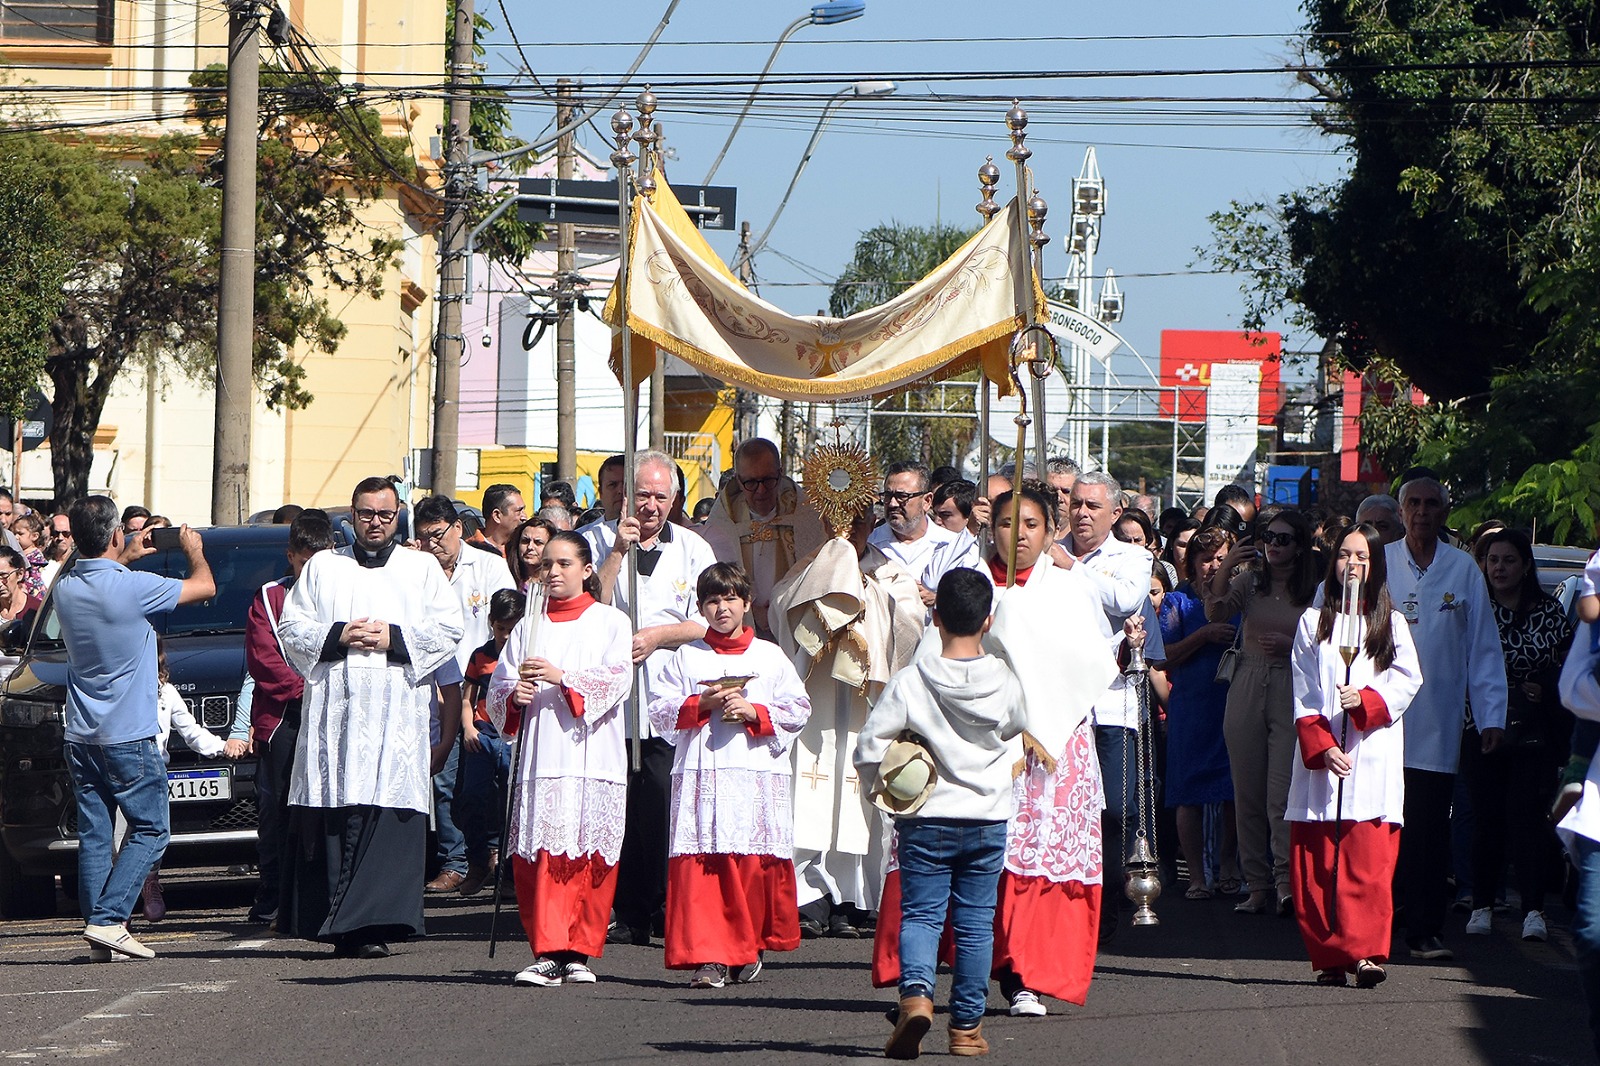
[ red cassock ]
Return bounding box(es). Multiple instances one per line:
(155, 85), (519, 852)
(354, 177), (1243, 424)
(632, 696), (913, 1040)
(1289, 821), (1400, 972)
(1290, 688), (1403, 973)
(666, 854), (800, 969)
(514, 851), (619, 958)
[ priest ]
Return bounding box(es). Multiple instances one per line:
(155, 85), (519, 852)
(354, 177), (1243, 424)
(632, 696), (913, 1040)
(771, 504), (925, 938)
(702, 438), (828, 639)
(278, 476), (464, 958)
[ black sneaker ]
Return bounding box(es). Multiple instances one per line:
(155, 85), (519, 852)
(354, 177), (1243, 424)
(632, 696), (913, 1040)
(514, 957), (564, 987)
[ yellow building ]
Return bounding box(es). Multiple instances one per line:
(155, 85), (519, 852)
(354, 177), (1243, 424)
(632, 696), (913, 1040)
(0, 1), (443, 518)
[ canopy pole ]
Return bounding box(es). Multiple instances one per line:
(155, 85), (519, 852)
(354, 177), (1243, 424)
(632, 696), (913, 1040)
(612, 94), (655, 773)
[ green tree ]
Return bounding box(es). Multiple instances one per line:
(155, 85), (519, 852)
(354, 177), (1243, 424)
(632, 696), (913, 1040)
(1199, 3), (1600, 539)
(830, 221), (982, 468)
(9, 58), (418, 504)
(0, 154), (68, 420)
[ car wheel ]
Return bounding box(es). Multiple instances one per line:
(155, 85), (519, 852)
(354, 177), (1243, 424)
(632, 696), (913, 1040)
(0, 845), (57, 919)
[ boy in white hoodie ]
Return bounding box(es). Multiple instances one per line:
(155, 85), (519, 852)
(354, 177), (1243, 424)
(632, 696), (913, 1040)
(856, 568), (1027, 1060)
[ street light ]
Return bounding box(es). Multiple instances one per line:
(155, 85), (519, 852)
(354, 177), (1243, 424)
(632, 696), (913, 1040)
(738, 80), (895, 269)
(701, 1), (868, 184)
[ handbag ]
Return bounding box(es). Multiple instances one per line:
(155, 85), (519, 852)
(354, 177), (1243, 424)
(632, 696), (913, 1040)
(1214, 618), (1245, 685)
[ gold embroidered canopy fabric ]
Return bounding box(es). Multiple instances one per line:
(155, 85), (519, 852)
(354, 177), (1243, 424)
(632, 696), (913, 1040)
(604, 182), (1039, 400)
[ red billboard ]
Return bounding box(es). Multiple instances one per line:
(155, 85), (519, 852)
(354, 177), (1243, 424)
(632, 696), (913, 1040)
(1158, 330), (1283, 425)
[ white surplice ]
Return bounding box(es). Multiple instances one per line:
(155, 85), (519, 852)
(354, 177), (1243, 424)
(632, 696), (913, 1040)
(646, 637), (811, 858)
(487, 599), (634, 865)
(771, 539), (926, 909)
(279, 545), (463, 815)
(1287, 608), (1422, 825)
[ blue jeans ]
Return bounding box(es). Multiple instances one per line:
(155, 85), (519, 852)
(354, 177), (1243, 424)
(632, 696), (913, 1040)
(1571, 835), (1600, 1059)
(65, 738), (170, 926)
(458, 720), (512, 867)
(431, 741), (467, 875)
(897, 818), (1007, 1029)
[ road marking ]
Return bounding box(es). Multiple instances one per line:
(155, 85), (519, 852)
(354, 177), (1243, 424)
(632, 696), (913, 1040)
(0, 933), (197, 956)
(4, 980), (234, 1060)
(228, 939), (271, 951)
(0, 989), (101, 999)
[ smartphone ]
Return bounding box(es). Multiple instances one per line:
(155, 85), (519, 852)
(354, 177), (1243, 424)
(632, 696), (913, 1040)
(148, 526), (182, 551)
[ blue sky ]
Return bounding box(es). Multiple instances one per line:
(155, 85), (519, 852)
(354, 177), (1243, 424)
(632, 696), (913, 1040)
(487, 0), (1347, 379)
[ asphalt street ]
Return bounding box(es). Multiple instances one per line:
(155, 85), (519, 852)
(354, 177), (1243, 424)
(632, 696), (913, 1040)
(0, 871), (1589, 1065)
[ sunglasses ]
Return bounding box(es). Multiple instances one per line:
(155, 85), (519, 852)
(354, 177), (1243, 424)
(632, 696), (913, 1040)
(354, 508), (399, 524)
(1260, 530), (1298, 547)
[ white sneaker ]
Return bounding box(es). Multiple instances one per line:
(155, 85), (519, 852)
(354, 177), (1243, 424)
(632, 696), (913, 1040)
(82, 923), (155, 960)
(1465, 907), (1493, 935)
(732, 959), (763, 984)
(512, 958), (563, 987)
(1522, 911), (1548, 942)
(561, 961), (598, 984)
(690, 963), (728, 989)
(1008, 989), (1047, 1017)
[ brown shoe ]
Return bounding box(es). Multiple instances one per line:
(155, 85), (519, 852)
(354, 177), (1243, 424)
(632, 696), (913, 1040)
(458, 864), (491, 897)
(948, 1022), (989, 1057)
(426, 870), (466, 893)
(885, 995), (933, 1059)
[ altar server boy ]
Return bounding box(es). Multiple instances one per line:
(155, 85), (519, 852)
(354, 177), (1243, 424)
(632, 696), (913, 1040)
(646, 563), (811, 989)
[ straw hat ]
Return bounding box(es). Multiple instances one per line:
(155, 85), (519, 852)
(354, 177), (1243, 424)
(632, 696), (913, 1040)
(870, 732), (938, 816)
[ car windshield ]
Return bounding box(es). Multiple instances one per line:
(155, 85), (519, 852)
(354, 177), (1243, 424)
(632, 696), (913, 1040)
(32, 536), (290, 645)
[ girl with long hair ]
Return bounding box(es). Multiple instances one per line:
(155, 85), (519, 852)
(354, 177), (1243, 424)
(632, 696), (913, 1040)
(1286, 523), (1421, 988)
(489, 531), (632, 988)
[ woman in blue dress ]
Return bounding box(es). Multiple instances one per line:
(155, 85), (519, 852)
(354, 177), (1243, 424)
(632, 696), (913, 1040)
(1158, 525), (1241, 899)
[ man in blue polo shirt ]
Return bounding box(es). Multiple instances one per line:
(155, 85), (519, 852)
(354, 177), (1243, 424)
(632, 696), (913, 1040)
(54, 495), (215, 961)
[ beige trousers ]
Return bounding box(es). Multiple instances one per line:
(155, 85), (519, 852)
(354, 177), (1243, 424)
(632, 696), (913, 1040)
(1223, 654), (1296, 897)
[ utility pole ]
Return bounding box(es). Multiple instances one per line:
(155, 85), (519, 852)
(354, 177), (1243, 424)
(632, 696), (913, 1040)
(555, 78), (578, 481)
(211, 1), (260, 525)
(432, 0), (474, 498)
(731, 220), (758, 442)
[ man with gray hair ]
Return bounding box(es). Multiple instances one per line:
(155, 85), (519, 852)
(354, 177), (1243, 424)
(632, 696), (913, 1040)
(701, 437), (827, 638)
(1354, 493), (1404, 544)
(1051, 469), (1164, 945)
(868, 460), (979, 610)
(586, 450), (719, 946)
(1386, 475), (1506, 961)
(1044, 457), (1080, 526)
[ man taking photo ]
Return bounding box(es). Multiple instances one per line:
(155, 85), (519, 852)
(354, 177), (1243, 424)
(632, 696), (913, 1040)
(56, 496), (215, 960)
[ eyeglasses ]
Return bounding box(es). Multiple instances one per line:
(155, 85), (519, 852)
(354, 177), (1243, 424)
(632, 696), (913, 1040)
(880, 490), (926, 505)
(739, 476), (779, 492)
(414, 524), (454, 543)
(353, 508), (398, 524)
(0, 570), (18, 580)
(1260, 530), (1298, 547)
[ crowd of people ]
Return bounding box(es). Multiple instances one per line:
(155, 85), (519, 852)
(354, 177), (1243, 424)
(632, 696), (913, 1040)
(41, 443), (1600, 1059)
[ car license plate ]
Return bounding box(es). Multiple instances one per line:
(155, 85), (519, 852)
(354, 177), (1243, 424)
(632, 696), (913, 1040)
(168, 768), (231, 804)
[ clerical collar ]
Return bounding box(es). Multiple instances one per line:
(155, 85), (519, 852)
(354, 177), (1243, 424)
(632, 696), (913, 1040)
(352, 538), (399, 569)
(548, 593), (596, 621)
(704, 625), (754, 654)
(987, 554), (1035, 586)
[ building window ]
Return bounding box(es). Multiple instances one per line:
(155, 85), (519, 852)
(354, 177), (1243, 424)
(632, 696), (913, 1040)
(0, 1), (113, 45)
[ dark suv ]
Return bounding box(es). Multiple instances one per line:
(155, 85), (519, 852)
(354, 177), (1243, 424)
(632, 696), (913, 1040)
(0, 524), (327, 919)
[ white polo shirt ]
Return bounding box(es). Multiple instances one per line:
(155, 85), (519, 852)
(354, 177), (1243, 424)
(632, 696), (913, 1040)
(1058, 532), (1162, 730)
(445, 542), (516, 671)
(868, 519), (981, 620)
(583, 520), (718, 737)
(1385, 538), (1506, 774)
